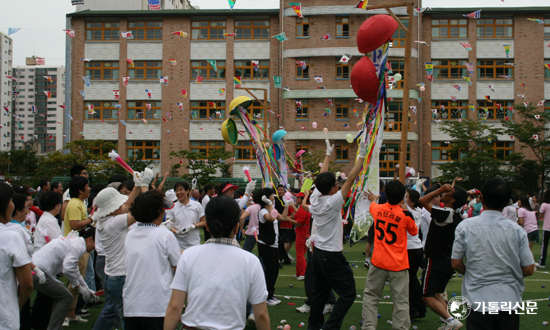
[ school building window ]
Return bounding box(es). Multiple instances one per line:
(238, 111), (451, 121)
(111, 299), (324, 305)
(545, 60), (550, 78)
(190, 101), (225, 120)
(433, 60), (467, 79)
(128, 21), (163, 40)
(87, 141), (118, 156)
(389, 60), (405, 89)
(336, 17), (349, 37)
(85, 22), (120, 41)
(128, 61), (162, 80)
(84, 101), (119, 120)
(336, 99), (349, 119)
(492, 142), (514, 161)
(477, 19), (513, 38)
(295, 141), (309, 153)
(235, 20), (270, 39)
(379, 144), (410, 178)
(191, 21), (226, 40)
(235, 141), (256, 160)
(545, 19), (550, 38)
(296, 59), (309, 78)
(336, 61), (350, 79)
(477, 60), (513, 79)
(246, 101), (264, 119)
(296, 18), (309, 37)
(385, 101), (407, 132)
(190, 141), (225, 158)
(127, 141), (160, 160)
(234, 60), (270, 79)
(391, 19), (408, 48)
(85, 61), (119, 80)
(191, 60), (226, 80)
(477, 101), (514, 120)
(295, 99), (308, 118)
(335, 141), (349, 160)
(127, 101), (161, 120)
(431, 101), (468, 120)
(431, 142), (460, 161)
(431, 19), (467, 39)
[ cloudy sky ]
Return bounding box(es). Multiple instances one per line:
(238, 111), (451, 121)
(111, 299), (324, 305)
(0, 0), (547, 66)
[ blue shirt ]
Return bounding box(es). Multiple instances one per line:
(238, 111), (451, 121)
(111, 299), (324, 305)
(451, 210), (535, 311)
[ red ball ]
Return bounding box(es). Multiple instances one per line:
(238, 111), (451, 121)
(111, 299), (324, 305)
(351, 56), (379, 104)
(357, 15), (398, 54)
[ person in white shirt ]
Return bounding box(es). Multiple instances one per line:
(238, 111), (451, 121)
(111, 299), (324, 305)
(166, 181), (206, 250)
(92, 169), (152, 330)
(201, 183), (215, 241)
(419, 187), (441, 248)
(0, 183), (33, 330)
(307, 139), (366, 330)
(34, 191), (63, 253)
(32, 226), (96, 330)
(165, 195), (270, 330)
(123, 190), (180, 329)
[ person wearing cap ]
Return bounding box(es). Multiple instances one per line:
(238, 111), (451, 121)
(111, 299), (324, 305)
(216, 181), (256, 210)
(92, 169), (153, 330)
(166, 181), (206, 250)
(123, 190), (180, 329)
(293, 191), (310, 280)
(61, 165), (89, 223)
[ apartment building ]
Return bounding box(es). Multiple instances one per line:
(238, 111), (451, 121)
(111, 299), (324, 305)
(420, 7), (550, 180)
(0, 32), (14, 152)
(12, 62), (66, 153)
(66, 8), (280, 176)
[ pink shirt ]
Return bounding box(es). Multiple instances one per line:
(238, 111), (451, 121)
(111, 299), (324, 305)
(244, 204), (261, 236)
(539, 203), (550, 231)
(518, 208), (538, 234)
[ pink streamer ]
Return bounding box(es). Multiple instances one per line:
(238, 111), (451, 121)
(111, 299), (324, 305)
(108, 150), (134, 174)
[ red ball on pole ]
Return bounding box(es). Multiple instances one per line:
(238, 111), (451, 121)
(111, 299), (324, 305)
(357, 15), (398, 54)
(351, 56), (379, 104)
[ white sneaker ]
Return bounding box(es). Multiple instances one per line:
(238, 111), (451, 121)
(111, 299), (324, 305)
(535, 262), (546, 268)
(444, 319), (463, 330)
(266, 299), (281, 306)
(62, 318), (69, 327)
(247, 314), (256, 327)
(67, 315), (88, 323)
(297, 275), (305, 281)
(296, 304), (311, 313)
(323, 303), (334, 314)
(289, 255), (295, 262)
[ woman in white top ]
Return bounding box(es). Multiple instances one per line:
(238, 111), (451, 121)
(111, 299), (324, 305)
(123, 190), (180, 330)
(405, 189), (427, 319)
(518, 195), (539, 260)
(165, 195), (270, 330)
(0, 183), (33, 330)
(254, 187), (290, 306)
(166, 181), (206, 250)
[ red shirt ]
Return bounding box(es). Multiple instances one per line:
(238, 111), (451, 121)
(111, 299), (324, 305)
(280, 208), (295, 229)
(294, 206), (311, 235)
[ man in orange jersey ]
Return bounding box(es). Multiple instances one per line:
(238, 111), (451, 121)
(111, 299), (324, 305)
(361, 180), (418, 330)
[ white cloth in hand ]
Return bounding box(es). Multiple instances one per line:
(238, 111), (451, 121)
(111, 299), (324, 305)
(160, 219), (173, 231)
(284, 198), (293, 207)
(77, 285), (92, 300)
(192, 178), (197, 190)
(177, 224), (196, 236)
(325, 139), (334, 156)
(245, 180), (256, 195)
(261, 196), (273, 206)
(33, 266), (46, 284)
(133, 171), (142, 186)
(359, 139), (367, 158)
(139, 168), (154, 187)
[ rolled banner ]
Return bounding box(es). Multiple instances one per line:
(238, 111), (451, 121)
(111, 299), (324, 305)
(243, 166), (252, 182)
(108, 150), (134, 174)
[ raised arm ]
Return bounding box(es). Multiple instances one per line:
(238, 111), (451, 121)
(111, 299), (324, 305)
(320, 139), (334, 174)
(420, 184), (451, 213)
(156, 172), (170, 192)
(340, 138), (367, 200)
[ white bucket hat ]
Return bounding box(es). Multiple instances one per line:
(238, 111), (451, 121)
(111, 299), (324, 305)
(165, 189), (177, 202)
(93, 187), (128, 220)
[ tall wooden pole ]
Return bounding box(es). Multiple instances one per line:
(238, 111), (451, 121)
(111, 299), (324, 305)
(398, 4), (413, 183)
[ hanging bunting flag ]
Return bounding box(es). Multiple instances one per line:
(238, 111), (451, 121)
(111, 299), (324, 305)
(426, 75), (434, 82)
(524, 102), (530, 107)
(3, 106), (9, 113)
(425, 63), (434, 75)
(44, 76), (53, 83)
(295, 100), (302, 109)
(355, 0), (368, 9)
(272, 32), (288, 42)
(126, 59), (134, 67)
(498, 75), (511, 79)
(282, 87), (291, 92)
(468, 104), (475, 112)
(8, 28), (21, 35)
(314, 76), (323, 83)
(296, 60), (307, 70)
(223, 32), (236, 37)
(320, 33), (332, 40)
(121, 31), (134, 39)
(122, 76), (130, 87)
(5, 76), (17, 80)
(289, 3), (304, 18)
(535, 115), (541, 120)
(537, 100), (546, 106)
(146, 103), (152, 111)
(339, 53), (352, 63)
(147, 0), (161, 10)
(219, 88), (226, 96)
(518, 94), (525, 99)
(520, 83), (527, 89)
(63, 29), (75, 38)
(414, 41), (429, 46)
(207, 102), (216, 108)
(503, 45), (511, 58)
(181, 89), (188, 97)
(35, 57), (45, 65)
(177, 103), (184, 110)
(484, 95), (492, 102)
(228, 0), (236, 9)
(145, 89), (152, 99)
(59, 105), (67, 110)
(168, 59), (177, 66)
(317, 86), (326, 90)
(31, 106), (36, 113)
(207, 60), (217, 72)
(82, 76), (91, 87)
(113, 90), (120, 100)
(196, 76), (203, 84)
(533, 134), (539, 141)
(460, 42), (472, 51)
(545, 64), (550, 70)
(463, 76), (471, 86)
(465, 63), (474, 75)
(325, 99), (333, 106)
(527, 18), (544, 24)
(81, 58), (91, 62)
(452, 84), (461, 91)
(234, 76), (242, 88)
(172, 31), (188, 37)
(487, 84), (495, 92)
(251, 60), (259, 71)
(160, 76), (169, 85)
(463, 10), (481, 18)
(80, 90), (85, 99)
(451, 96), (457, 102)
(87, 104), (95, 114)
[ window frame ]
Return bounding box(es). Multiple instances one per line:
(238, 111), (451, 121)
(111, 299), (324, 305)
(127, 141), (161, 161)
(296, 18), (309, 37)
(295, 99), (309, 118)
(391, 19), (409, 48)
(335, 140), (349, 161)
(295, 141), (309, 154)
(335, 17), (349, 37)
(191, 21), (227, 40)
(128, 21), (163, 40)
(431, 101), (468, 120)
(235, 141), (257, 160)
(433, 60), (467, 79)
(431, 19), (468, 39)
(191, 60), (226, 80)
(84, 101), (119, 120)
(128, 61), (162, 80)
(235, 20), (270, 39)
(477, 101), (514, 120)
(87, 141), (118, 156)
(234, 60), (270, 80)
(246, 101), (264, 119)
(385, 101), (409, 132)
(477, 59), (514, 79)
(476, 18), (514, 38)
(335, 99), (349, 119)
(127, 101), (162, 120)
(190, 141), (225, 159)
(85, 22), (120, 41)
(191, 101), (226, 120)
(492, 142), (514, 161)
(85, 61), (119, 80)
(545, 19), (550, 38)
(379, 143), (411, 178)
(431, 141), (461, 161)
(296, 59), (309, 78)
(335, 60), (350, 79)
(389, 60), (405, 88)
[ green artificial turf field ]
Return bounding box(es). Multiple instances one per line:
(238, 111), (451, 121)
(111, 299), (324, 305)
(39, 231), (550, 330)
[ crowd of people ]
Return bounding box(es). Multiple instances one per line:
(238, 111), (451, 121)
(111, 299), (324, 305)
(0, 138), (547, 330)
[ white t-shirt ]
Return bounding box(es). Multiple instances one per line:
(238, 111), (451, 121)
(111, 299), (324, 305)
(34, 211), (63, 253)
(0, 224), (31, 330)
(406, 206), (423, 250)
(309, 188), (345, 252)
(98, 213), (129, 276)
(95, 228), (105, 257)
(258, 208), (278, 248)
(166, 200), (205, 250)
(32, 236), (87, 288)
(420, 208), (432, 248)
(6, 221), (33, 257)
(171, 242), (267, 330)
(502, 205), (518, 223)
(201, 195), (210, 210)
(123, 224), (181, 317)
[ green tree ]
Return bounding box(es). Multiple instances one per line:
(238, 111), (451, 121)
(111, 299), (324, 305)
(433, 120), (521, 190)
(170, 148), (234, 186)
(0, 149), (41, 186)
(501, 103), (550, 195)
